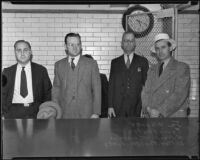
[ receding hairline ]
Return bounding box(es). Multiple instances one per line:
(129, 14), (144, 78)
(122, 31), (136, 40)
(14, 40), (31, 49)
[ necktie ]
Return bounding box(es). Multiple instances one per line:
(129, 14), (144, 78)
(71, 58), (75, 70)
(20, 67), (28, 98)
(159, 62), (164, 76)
(126, 55), (131, 69)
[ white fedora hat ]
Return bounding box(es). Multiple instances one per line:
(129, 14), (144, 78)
(150, 33), (176, 53)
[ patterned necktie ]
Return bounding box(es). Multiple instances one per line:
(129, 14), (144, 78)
(20, 67), (28, 98)
(159, 62), (164, 77)
(126, 55), (131, 69)
(71, 58), (75, 70)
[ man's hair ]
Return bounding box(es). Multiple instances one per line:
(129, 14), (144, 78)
(14, 40), (31, 49)
(64, 32), (81, 44)
(122, 31), (136, 40)
(83, 54), (93, 59)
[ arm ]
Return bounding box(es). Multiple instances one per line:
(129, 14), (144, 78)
(157, 64), (191, 117)
(108, 60), (115, 109)
(51, 62), (61, 104)
(2, 69), (9, 117)
(92, 60), (101, 115)
(142, 58), (149, 85)
(42, 67), (52, 101)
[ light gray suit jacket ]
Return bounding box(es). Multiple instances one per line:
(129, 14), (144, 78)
(141, 57), (190, 117)
(52, 56), (101, 118)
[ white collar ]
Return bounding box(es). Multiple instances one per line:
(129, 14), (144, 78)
(17, 61), (31, 70)
(68, 54), (81, 66)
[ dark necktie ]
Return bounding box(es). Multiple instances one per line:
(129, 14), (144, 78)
(159, 62), (164, 77)
(20, 67), (28, 98)
(126, 55), (131, 69)
(71, 58), (75, 70)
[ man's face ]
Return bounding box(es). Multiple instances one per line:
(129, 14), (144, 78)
(15, 42), (32, 65)
(65, 36), (82, 57)
(121, 33), (136, 54)
(155, 40), (172, 61)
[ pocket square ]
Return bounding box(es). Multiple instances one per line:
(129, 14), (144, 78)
(137, 67), (142, 72)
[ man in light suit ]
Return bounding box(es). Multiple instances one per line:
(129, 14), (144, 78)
(141, 33), (191, 118)
(108, 31), (149, 118)
(52, 33), (101, 118)
(2, 40), (52, 119)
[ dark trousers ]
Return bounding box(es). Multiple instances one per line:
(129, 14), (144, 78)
(4, 103), (40, 119)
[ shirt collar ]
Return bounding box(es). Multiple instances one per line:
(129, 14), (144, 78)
(162, 57), (171, 69)
(17, 61), (31, 70)
(68, 54), (81, 65)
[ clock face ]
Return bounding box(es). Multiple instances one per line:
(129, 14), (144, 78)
(122, 5), (154, 38)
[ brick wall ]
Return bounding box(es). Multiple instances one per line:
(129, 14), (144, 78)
(2, 12), (199, 117)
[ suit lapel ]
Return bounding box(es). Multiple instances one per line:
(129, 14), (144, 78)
(153, 57), (177, 92)
(31, 62), (37, 100)
(78, 56), (85, 83)
(118, 55), (126, 83)
(64, 57), (70, 89)
(10, 64), (18, 100)
(129, 54), (139, 77)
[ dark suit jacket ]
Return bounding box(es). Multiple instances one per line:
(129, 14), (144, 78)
(108, 54), (149, 117)
(2, 62), (52, 119)
(100, 74), (109, 118)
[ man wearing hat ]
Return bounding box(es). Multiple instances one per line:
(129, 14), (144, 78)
(141, 33), (191, 118)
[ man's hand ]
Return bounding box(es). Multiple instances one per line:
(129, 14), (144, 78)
(108, 108), (116, 118)
(91, 114), (99, 118)
(147, 107), (160, 117)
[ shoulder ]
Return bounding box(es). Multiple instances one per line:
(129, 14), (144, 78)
(111, 55), (124, 64)
(81, 56), (97, 66)
(176, 60), (190, 70)
(31, 62), (47, 71)
(54, 57), (67, 66)
(3, 64), (17, 74)
(135, 54), (148, 64)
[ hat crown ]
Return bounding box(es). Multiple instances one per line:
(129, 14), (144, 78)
(154, 33), (170, 42)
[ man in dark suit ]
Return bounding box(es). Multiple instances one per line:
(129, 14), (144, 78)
(2, 40), (52, 119)
(108, 31), (149, 118)
(83, 54), (109, 118)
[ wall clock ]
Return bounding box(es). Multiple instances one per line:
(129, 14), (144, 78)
(122, 5), (154, 38)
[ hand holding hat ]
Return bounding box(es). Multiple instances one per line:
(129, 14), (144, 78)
(37, 101), (62, 119)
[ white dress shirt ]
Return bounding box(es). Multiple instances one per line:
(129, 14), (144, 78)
(124, 52), (134, 65)
(68, 54), (80, 67)
(12, 61), (34, 104)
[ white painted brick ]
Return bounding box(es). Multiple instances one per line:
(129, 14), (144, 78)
(82, 42), (94, 46)
(55, 18), (70, 23)
(7, 18), (23, 22)
(79, 33), (93, 37)
(15, 23), (31, 27)
(100, 55), (116, 60)
(71, 28), (86, 33)
(86, 37), (100, 41)
(32, 23), (47, 27)
(101, 46), (116, 51)
(3, 13), (15, 18)
(86, 19), (101, 23)
(78, 23), (93, 28)
(102, 28), (117, 33)
(86, 28), (101, 33)
(82, 51), (94, 55)
(78, 14), (93, 18)
(47, 42), (62, 46)
(3, 23), (15, 27)
(31, 42), (47, 46)
(63, 14), (77, 18)
(101, 37), (115, 41)
(94, 51), (108, 55)
(32, 32), (47, 36)
(94, 42), (109, 46)
(94, 33), (108, 37)
(48, 32), (63, 37)
(24, 28), (39, 32)
(40, 18), (54, 22)
(24, 18), (39, 22)
(93, 23), (108, 27)
(71, 18), (85, 23)
(39, 28), (54, 32)
(16, 13), (31, 17)
(86, 47), (101, 51)
(93, 14), (108, 19)
(63, 23), (77, 27)
(47, 14), (62, 18)
(108, 14), (122, 19)
(32, 14), (47, 17)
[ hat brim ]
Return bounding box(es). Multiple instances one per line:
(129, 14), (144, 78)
(37, 101), (62, 119)
(150, 39), (176, 53)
